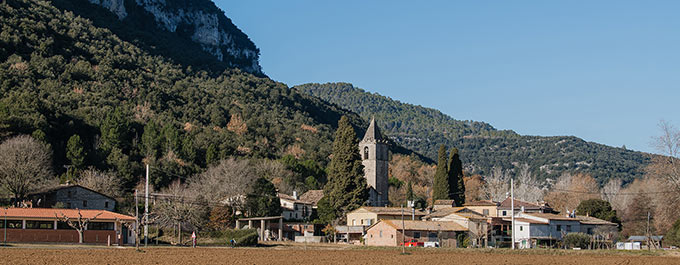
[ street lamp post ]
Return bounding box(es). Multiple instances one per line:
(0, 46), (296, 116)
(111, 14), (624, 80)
(4, 207), (7, 245)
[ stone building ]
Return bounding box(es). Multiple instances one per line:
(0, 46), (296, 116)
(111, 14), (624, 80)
(28, 185), (117, 211)
(359, 118), (389, 206)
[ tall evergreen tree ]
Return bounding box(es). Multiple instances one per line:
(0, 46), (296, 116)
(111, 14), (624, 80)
(99, 108), (130, 151)
(141, 121), (161, 159)
(432, 145), (449, 201)
(245, 177), (281, 217)
(447, 147), (465, 206)
(319, 116), (367, 224)
(66, 134), (85, 169)
(406, 180), (415, 202)
(205, 144), (218, 166)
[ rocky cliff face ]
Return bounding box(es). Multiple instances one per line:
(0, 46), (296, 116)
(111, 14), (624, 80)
(88, 0), (262, 75)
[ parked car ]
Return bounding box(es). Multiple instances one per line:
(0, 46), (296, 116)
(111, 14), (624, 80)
(424, 242), (440, 248)
(402, 239), (424, 247)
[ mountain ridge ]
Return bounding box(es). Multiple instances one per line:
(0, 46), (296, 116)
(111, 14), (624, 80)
(295, 82), (650, 185)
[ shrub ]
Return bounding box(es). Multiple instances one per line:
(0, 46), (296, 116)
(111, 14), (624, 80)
(208, 229), (258, 247)
(562, 233), (591, 249)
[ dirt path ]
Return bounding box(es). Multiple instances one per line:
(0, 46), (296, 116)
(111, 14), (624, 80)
(1, 246), (679, 265)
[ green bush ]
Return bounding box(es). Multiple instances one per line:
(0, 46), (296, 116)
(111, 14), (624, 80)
(562, 233), (591, 249)
(208, 229), (258, 247)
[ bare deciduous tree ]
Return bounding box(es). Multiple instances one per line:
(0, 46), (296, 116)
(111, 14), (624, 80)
(601, 178), (624, 212)
(253, 159), (296, 194)
(648, 120), (680, 191)
(514, 164), (544, 203)
(0, 135), (53, 202)
(483, 167), (510, 202)
(544, 172), (599, 214)
(77, 167), (122, 198)
(56, 209), (101, 243)
(187, 158), (255, 206)
(154, 181), (208, 245)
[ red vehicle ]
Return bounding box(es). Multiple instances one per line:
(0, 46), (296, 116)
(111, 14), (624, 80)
(402, 239), (424, 247)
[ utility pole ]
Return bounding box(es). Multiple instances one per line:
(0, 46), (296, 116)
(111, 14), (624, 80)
(4, 207), (7, 245)
(646, 211), (650, 250)
(144, 164), (149, 247)
(135, 189), (139, 248)
(511, 178), (515, 250)
(401, 205), (405, 254)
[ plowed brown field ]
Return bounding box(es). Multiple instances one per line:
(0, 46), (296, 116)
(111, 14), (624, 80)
(1, 246), (679, 265)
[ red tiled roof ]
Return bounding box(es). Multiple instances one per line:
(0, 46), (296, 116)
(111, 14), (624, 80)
(2, 208), (135, 221)
(498, 198), (545, 209)
(463, 200), (499, 206)
(380, 220), (468, 232)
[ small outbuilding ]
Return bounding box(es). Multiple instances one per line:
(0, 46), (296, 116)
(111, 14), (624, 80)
(364, 219), (467, 247)
(1, 208), (135, 244)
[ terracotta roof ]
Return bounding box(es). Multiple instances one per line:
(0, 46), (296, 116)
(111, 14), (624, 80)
(278, 193), (313, 205)
(2, 208), (135, 221)
(575, 215), (617, 225)
(380, 220), (468, 232)
(503, 217), (549, 224)
(28, 184), (116, 201)
(524, 213), (577, 221)
(299, 190), (324, 205)
(427, 207), (465, 218)
(354, 207), (427, 216)
(434, 200), (455, 205)
(463, 200), (499, 206)
(498, 198), (548, 210)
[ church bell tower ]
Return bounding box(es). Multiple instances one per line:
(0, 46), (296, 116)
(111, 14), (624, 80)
(359, 118), (389, 206)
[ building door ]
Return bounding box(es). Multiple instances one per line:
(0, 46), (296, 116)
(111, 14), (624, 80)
(122, 226), (129, 244)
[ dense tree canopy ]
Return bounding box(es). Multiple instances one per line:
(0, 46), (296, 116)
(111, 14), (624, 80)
(296, 82), (650, 185)
(319, 116), (368, 224)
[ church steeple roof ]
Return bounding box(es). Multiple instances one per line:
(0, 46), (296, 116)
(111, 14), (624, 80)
(362, 117), (384, 142)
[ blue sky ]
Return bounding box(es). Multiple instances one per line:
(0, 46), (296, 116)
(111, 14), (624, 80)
(215, 1), (679, 153)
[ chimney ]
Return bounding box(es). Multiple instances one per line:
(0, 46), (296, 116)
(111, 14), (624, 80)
(520, 206), (525, 213)
(293, 191), (298, 200)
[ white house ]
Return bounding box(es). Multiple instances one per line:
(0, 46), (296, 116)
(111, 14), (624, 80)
(278, 192), (314, 221)
(507, 212), (616, 249)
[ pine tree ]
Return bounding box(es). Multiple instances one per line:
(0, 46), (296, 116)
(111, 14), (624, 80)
(406, 180), (415, 202)
(432, 145), (450, 201)
(99, 108), (129, 151)
(205, 144), (218, 165)
(245, 177), (282, 217)
(66, 134), (85, 169)
(320, 116), (367, 224)
(141, 121), (161, 159)
(448, 147), (464, 206)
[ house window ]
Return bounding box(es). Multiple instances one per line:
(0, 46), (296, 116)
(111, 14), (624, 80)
(0, 220), (22, 229)
(67, 203), (72, 208)
(294, 204), (298, 211)
(483, 209), (489, 216)
(295, 213), (298, 219)
(352, 219), (356, 226)
(587, 228), (593, 234)
(57, 222), (72, 230)
(88, 222), (114, 231)
(67, 191), (72, 198)
(83, 200), (87, 207)
(502, 211), (507, 216)
(105, 201), (109, 208)
(380, 231), (383, 238)
(361, 219), (364, 225)
(391, 234), (394, 238)
(557, 225), (561, 231)
(413, 232), (421, 239)
(364, 147), (369, 160)
(519, 226), (523, 231)
(25, 221), (54, 229)
(566, 225), (571, 232)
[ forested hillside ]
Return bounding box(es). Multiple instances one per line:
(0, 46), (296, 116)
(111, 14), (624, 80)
(0, 0), (369, 191)
(295, 83), (651, 185)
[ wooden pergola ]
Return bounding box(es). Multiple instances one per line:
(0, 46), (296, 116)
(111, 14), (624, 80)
(235, 216), (283, 241)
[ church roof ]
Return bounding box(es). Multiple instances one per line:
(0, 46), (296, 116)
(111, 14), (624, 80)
(361, 118), (385, 142)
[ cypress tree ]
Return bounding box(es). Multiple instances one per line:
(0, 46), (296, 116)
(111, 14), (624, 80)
(66, 134), (85, 169)
(320, 116), (367, 224)
(448, 147), (464, 206)
(406, 180), (415, 202)
(432, 145), (449, 201)
(245, 177), (282, 217)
